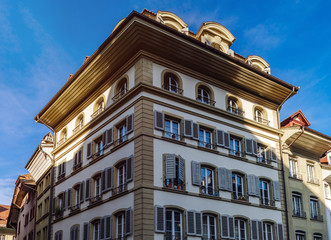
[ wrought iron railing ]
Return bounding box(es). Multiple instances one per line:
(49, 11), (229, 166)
(112, 183), (128, 195)
(112, 88), (127, 102)
(73, 162), (82, 171)
(115, 134), (128, 145)
(257, 157), (272, 165)
(164, 179), (185, 191)
(307, 177), (319, 185)
(227, 106), (245, 116)
(164, 131), (181, 141)
(69, 203), (80, 212)
(255, 116), (270, 125)
(91, 107), (104, 118)
(72, 124), (83, 134)
(162, 84), (184, 94)
(57, 138), (66, 146)
(200, 186), (218, 196)
(89, 195), (102, 204)
(57, 172), (65, 181)
(289, 172), (303, 180)
(293, 210), (306, 218)
(232, 192), (248, 201)
(311, 214), (323, 221)
(230, 150), (243, 157)
(196, 96), (216, 106)
(259, 197), (275, 207)
(199, 141), (214, 149)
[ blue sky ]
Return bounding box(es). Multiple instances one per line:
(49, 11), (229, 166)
(1, 0), (331, 205)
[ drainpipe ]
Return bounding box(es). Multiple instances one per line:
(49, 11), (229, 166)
(276, 86), (298, 240)
(35, 116), (54, 240)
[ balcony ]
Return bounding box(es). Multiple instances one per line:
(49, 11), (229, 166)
(196, 96), (216, 106)
(199, 141), (214, 150)
(57, 137), (66, 146)
(69, 203), (80, 213)
(57, 172), (65, 181)
(227, 106), (245, 116)
(73, 162), (82, 171)
(162, 84), (184, 95)
(112, 88), (127, 102)
(259, 197), (275, 207)
(164, 131), (181, 141)
(230, 149), (243, 158)
(91, 107), (104, 118)
(54, 207), (64, 219)
(293, 210), (306, 218)
(257, 157), (272, 165)
(307, 177), (319, 185)
(289, 172), (303, 180)
(72, 124), (83, 134)
(232, 192), (248, 201)
(89, 195), (102, 205)
(200, 186), (218, 196)
(112, 183), (128, 195)
(311, 214), (323, 221)
(254, 116), (270, 125)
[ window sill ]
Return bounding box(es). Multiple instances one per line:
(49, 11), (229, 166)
(231, 198), (251, 205)
(197, 146), (218, 154)
(288, 176), (303, 182)
(162, 187), (188, 194)
(198, 193), (220, 200)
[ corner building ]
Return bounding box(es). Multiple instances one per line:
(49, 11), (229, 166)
(35, 10), (299, 240)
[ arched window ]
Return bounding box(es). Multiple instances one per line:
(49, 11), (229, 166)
(59, 128), (67, 145)
(197, 85), (214, 105)
(92, 97), (105, 118)
(259, 179), (271, 206)
(113, 78), (128, 101)
(201, 166), (215, 195)
(255, 109), (263, 122)
(202, 214), (217, 240)
(263, 222), (274, 240)
(313, 233), (322, 240)
(295, 231), (305, 240)
(73, 114), (84, 133)
(292, 192), (303, 217)
(232, 173), (246, 201)
(227, 96), (244, 116)
(92, 219), (101, 240)
(116, 211), (126, 239)
(165, 209), (183, 239)
(254, 107), (269, 125)
(163, 72), (181, 94)
(235, 218), (247, 240)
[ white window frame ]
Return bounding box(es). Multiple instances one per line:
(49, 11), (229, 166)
(295, 231), (305, 240)
(307, 164), (315, 182)
(257, 145), (267, 163)
(310, 197), (319, 219)
(165, 209), (183, 239)
(260, 180), (270, 205)
(201, 167), (215, 195)
(289, 159), (298, 178)
(292, 193), (303, 216)
(118, 163), (126, 192)
(94, 176), (101, 197)
(255, 109), (263, 123)
(93, 220), (100, 240)
(230, 136), (242, 157)
(117, 212), (125, 239)
(164, 119), (180, 140)
(235, 218), (247, 240)
(197, 86), (211, 104)
(263, 222), (273, 240)
(118, 124), (127, 143)
(199, 129), (212, 149)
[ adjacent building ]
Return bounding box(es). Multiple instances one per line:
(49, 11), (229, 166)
(320, 150), (331, 240)
(281, 110), (330, 240)
(7, 174), (36, 240)
(0, 205), (15, 240)
(34, 9), (300, 240)
(25, 132), (54, 240)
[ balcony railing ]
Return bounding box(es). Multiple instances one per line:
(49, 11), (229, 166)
(230, 150), (243, 157)
(73, 162), (82, 171)
(254, 116), (270, 125)
(114, 134), (128, 145)
(69, 203), (80, 212)
(227, 106), (245, 116)
(196, 96), (216, 106)
(259, 197), (275, 207)
(57, 138), (66, 146)
(89, 195), (102, 204)
(232, 192), (248, 201)
(293, 210), (306, 218)
(257, 157), (272, 165)
(162, 84), (184, 94)
(112, 183), (128, 195)
(164, 131), (181, 141)
(57, 172), (65, 181)
(307, 178), (319, 185)
(311, 214), (323, 221)
(72, 124), (83, 134)
(92, 150), (103, 159)
(112, 88), (127, 102)
(164, 179), (185, 191)
(289, 172), (303, 180)
(165, 235), (185, 240)
(91, 107), (104, 118)
(200, 186), (218, 196)
(199, 141), (214, 150)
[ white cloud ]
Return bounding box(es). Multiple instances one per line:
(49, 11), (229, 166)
(244, 24), (282, 50)
(0, 178), (16, 205)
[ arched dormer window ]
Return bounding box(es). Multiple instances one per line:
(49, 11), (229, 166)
(73, 114), (84, 133)
(196, 84), (215, 106)
(227, 96), (244, 116)
(58, 128), (67, 145)
(92, 97), (105, 118)
(254, 106), (269, 125)
(163, 72), (183, 94)
(113, 78), (128, 102)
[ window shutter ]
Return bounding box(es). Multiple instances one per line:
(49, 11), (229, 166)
(186, 211), (195, 235)
(63, 190), (66, 210)
(85, 178), (90, 201)
(257, 221), (263, 240)
(245, 139), (253, 154)
(102, 131), (107, 146)
(256, 176), (261, 197)
(191, 161), (201, 186)
(57, 165), (60, 178)
(195, 211), (202, 236)
(154, 111), (164, 130)
(63, 162), (66, 175)
(251, 220), (258, 240)
(270, 147), (277, 162)
(247, 174), (255, 196)
(106, 128), (113, 145)
(192, 123), (199, 140)
(277, 223), (284, 240)
(216, 130), (224, 147)
(126, 155), (134, 182)
(100, 217), (105, 240)
(154, 205), (165, 233)
(125, 207), (133, 236)
(165, 154), (176, 179)
(87, 142), (92, 159)
(73, 153), (78, 168)
(178, 155), (185, 182)
(252, 140), (258, 156)
(80, 181), (84, 203)
(67, 188), (72, 208)
(106, 167), (113, 189)
(183, 119), (193, 137)
(126, 113), (134, 134)
(78, 150), (82, 165)
(229, 216), (235, 239)
(224, 132), (230, 148)
(83, 222), (89, 240)
(105, 215), (112, 239)
(220, 215), (229, 238)
(273, 181), (280, 201)
(101, 169), (106, 193)
(219, 167), (232, 191)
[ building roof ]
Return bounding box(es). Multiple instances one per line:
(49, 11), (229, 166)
(0, 205), (10, 227)
(280, 109), (310, 127)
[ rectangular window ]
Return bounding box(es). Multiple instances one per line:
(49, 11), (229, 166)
(58, 162), (66, 180)
(230, 136), (242, 157)
(118, 123), (127, 143)
(118, 163), (126, 193)
(232, 174), (245, 200)
(117, 212), (125, 239)
(263, 223), (273, 240)
(292, 193), (304, 217)
(201, 167), (215, 195)
(259, 180), (270, 206)
(325, 184), (331, 199)
(307, 164), (317, 184)
(164, 154), (185, 190)
(257, 144), (267, 163)
(296, 232), (305, 240)
(310, 197), (319, 220)
(165, 118), (180, 140)
(199, 128), (212, 149)
(235, 218), (247, 240)
(73, 149), (82, 170)
(289, 159), (299, 179)
(203, 215), (216, 239)
(166, 210), (182, 240)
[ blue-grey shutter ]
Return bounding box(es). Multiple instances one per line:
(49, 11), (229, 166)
(192, 123), (199, 140)
(178, 155), (185, 182)
(195, 211), (202, 236)
(83, 222), (89, 240)
(257, 221), (263, 240)
(106, 167), (113, 190)
(270, 147), (277, 162)
(229, 216), (235, 239)
(191, 161), (201, 186)
(220, 215), (229, 238)
(224, 132), (230, 148)
(256, 176), (261, 197)
(186, 211), (195, 235)
(273, 181), (280, 201)
(85, 178), (90, 201)
(67, 188), (72, 208)
(252, 140), (258, 156)
(126, 155), (134, 182)
(245, 139), (253, 155)
(216, 130), (224, 147)
(102, 131), (107, 147)
(154, 111), (164, 130)
(155, 205), (165, 233)
(126, 114), (134, 134)
(106, 128), (113, 145)
(251, 220), (258, 240)
(165, 154), (176, 179)
(219, 167), (232, 191)
(184, 120), (193, 137)
(80, 181), (84, 203)
(125, 207), (132, 236)
(277, 223), (284, 240)
(101, 169), (106, 193)
(105, 215), (112, 239)
(87, 142), (92, 159)
(247, 175), (255, 196)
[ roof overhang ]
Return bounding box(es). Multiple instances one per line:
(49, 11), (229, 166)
(283, 126), (331, 156)
(35, 11), (299, 129)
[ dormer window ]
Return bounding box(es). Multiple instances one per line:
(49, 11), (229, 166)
(91, 98), (105, 118)
(255, 109), (263, 123)
(163, 72), (182, 94)
(73, 114), (84, 134)
(58, 129), (67, 146)
(254, 107), (269, 125)
(197, 84), (215, 106)
(227, 98), (239, 114)
(113, 78), (128, 102)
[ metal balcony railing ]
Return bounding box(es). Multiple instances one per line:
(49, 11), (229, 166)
(307, 177), (319, 185)
(91, 107), (104, 118)
(162, 84), (184, 94)
(199, 141), (214, 150)
(73, 162), (82, 171)
(230, 149), (243, 157)
(112, 88), (127, 102)
(200, 186), (218, 196)
(259, 197), (275, 207)
(227, 106), (245, 116)
(89, 195), (102, 204)
(112, 183), (128, 195)
(289, 172), (303, 180)
(257, 157), (272, 165)
(72, 123), (83, 134)
(57, 137), (66, 146)
(293, 210), (306, 218)
(311, 214), (323, 221)
(255, 116), (270, 125)
(196, 95), (216, 106)
(164, 131), (181, 141)
(232, 192), (248, 201)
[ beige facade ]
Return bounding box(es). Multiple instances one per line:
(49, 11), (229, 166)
(34, 9), (300, 240)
